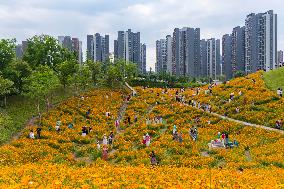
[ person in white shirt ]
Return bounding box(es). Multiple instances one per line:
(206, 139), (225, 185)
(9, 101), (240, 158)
(29, 130), (35, 139)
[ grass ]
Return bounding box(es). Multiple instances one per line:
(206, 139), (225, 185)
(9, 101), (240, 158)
(0, 87), (75, 145)
(263, 67), (284, 90)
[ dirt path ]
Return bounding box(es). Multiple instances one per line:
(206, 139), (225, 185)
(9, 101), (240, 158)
(190, 105), (284, 135)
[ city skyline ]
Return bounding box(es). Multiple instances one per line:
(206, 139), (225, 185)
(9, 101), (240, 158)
(1, 0), (284, 70)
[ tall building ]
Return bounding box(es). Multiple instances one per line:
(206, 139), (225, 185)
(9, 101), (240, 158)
(278, 50), (283, 66)
(245, 10), (277, 74)
(15, 41), (29, 59)
(79, 41), (83, 64)
(115, 29), (145, 73)
(140, 43), (147, 74)
(86, 33), (109, 62)
(222, 34), (233, 80)
(232, 26), (245, 74)
(166, 35), (173, 74)
(172, 27), (201, 77)
(200, 39), (208, 77)
(207, 38), (221, 80)
(156, 39), (167, 73)
(87, 35), (94, 61)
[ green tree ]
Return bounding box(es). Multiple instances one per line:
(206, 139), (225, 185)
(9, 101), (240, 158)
(0, 76), (14, 107)
(0, 39), (16, 72)
(5, 60), (32, 93)
(56, 60), (79, 88)
(69, 65), (92, 95)
(23, 65), (60, 116)
(86, 60), (102, 85)
(23, 35), (75, 69)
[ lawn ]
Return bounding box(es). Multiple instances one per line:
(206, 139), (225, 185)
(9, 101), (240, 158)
(0, 87), (75, 145)
(263, 66), (284, 91)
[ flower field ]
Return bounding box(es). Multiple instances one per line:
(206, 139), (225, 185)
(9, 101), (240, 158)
(0, 73), (284, 188)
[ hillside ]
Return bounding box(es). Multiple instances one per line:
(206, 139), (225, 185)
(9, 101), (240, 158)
(264, 66), (284, 90)
(0, 81), (283, 188)
(188, 71), (284, 128)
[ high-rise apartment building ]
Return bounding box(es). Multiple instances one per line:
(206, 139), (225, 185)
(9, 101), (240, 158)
(200, 39), (208, 78)
(222, 34), (233, 80)
(206, 38), (221, 80)
(156, 39), (167, 73)
(140, 43), (147, 74)
(172, 27), (201, 77)
(232, 26), (245, 74)
(166, 35), (173, 74)
(114, 29), (145, 73)
(245, 10), (277, 74)
(87, 33), (110, 62)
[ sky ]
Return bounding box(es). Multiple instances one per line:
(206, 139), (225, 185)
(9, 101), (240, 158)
(0, 0), (283, 70)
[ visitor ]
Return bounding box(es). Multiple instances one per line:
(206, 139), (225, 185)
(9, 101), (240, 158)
(236, 107), (240, 113)
(145, 133), (151, 146)
(86, 109), (91, 119)
(225, 133), (229, 147)
(68, 123), (74, 129)
(55, 120), (61, 132)
(102, 145), (108, 161)
(221, 133), (226, 144)
(29, 130), (35, 139)
(106, 111), (111, 117)
(127, 116), (131, 125)
(173, 125), (177, 135)
(134, 114), (138, 123)
(142, 134), (146, 145)
(173, 131), (179, 141)
(82, 126), (87, 137)
(233, 139), (239, 147)
(103, 134), (108, 145)
(217, 132), (221, 139)
(97, 141), (101, 150)
(115, 120), (120, 131)
(149, 151), (158, 166)
(36, 127), (42, 139)
(178, 132), (183, 143)
(88, 126), (92, 133)
(108, 132), (114, 145)
(280, 88), (283, 97)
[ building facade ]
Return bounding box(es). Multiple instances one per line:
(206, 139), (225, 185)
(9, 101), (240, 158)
(206, 38), (221, 80)
(222, 34), (233, 80)
(245, 10), (277, 74)
(232, 26), (245, 74)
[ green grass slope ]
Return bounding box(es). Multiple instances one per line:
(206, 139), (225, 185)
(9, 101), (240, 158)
(263, 67), (284, 91)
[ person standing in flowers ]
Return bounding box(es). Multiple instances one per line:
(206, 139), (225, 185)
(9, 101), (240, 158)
(55, 120), (61, 132)
(149, 151), (158, 166)
(86, 109), (91, 119)
(142, 134), (146, 145)
(173, 125), (177, 135)
(178, 132), (183, 143)
(103, 134), (108, 145)
(102, 145), (108, 160)
(115, 120), (120, 131)
(108, 132), (114, 145)
(29, 130), (35, 139)
(97, 141), (101, 150)
(82, 126), (87, 137)
(145, 133), (151, 146)
(36, 127), (42, 139)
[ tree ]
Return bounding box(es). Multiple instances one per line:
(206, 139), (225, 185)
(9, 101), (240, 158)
(69, 65), (92, 95)
(86, 60), (102, 85)
(0, 39), (16, 73)
(55, 60), (79, 88)
(23, 35), (75, 69)
(5, 60), (32, 93)
(0, 76), (14, 107)
(23, 65), (60, 116)
(234, 70), (245, 78)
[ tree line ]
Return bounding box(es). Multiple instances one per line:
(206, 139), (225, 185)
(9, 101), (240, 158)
(0, 35), (138, 114)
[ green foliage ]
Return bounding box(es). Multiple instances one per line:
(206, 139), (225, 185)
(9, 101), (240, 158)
(69, 64), (92, 94)
(0, 39), (16, 72)
(86, 60), (102, 85)
(23, 65), (60, 100)
(4, 60), (32, 93)
(0, 75), (14, 97)
(23, 35), (75, 69)
(55, 60), (79, 88)
(263, 67), (284, 91)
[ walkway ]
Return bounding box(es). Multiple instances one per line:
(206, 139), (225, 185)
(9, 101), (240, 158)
(191, 105), (284, 134)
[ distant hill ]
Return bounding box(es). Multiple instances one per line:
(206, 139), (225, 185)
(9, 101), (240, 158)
(264, 67), (284, 91)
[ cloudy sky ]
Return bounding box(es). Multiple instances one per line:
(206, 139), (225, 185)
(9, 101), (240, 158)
(0, 0), (283, 70)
